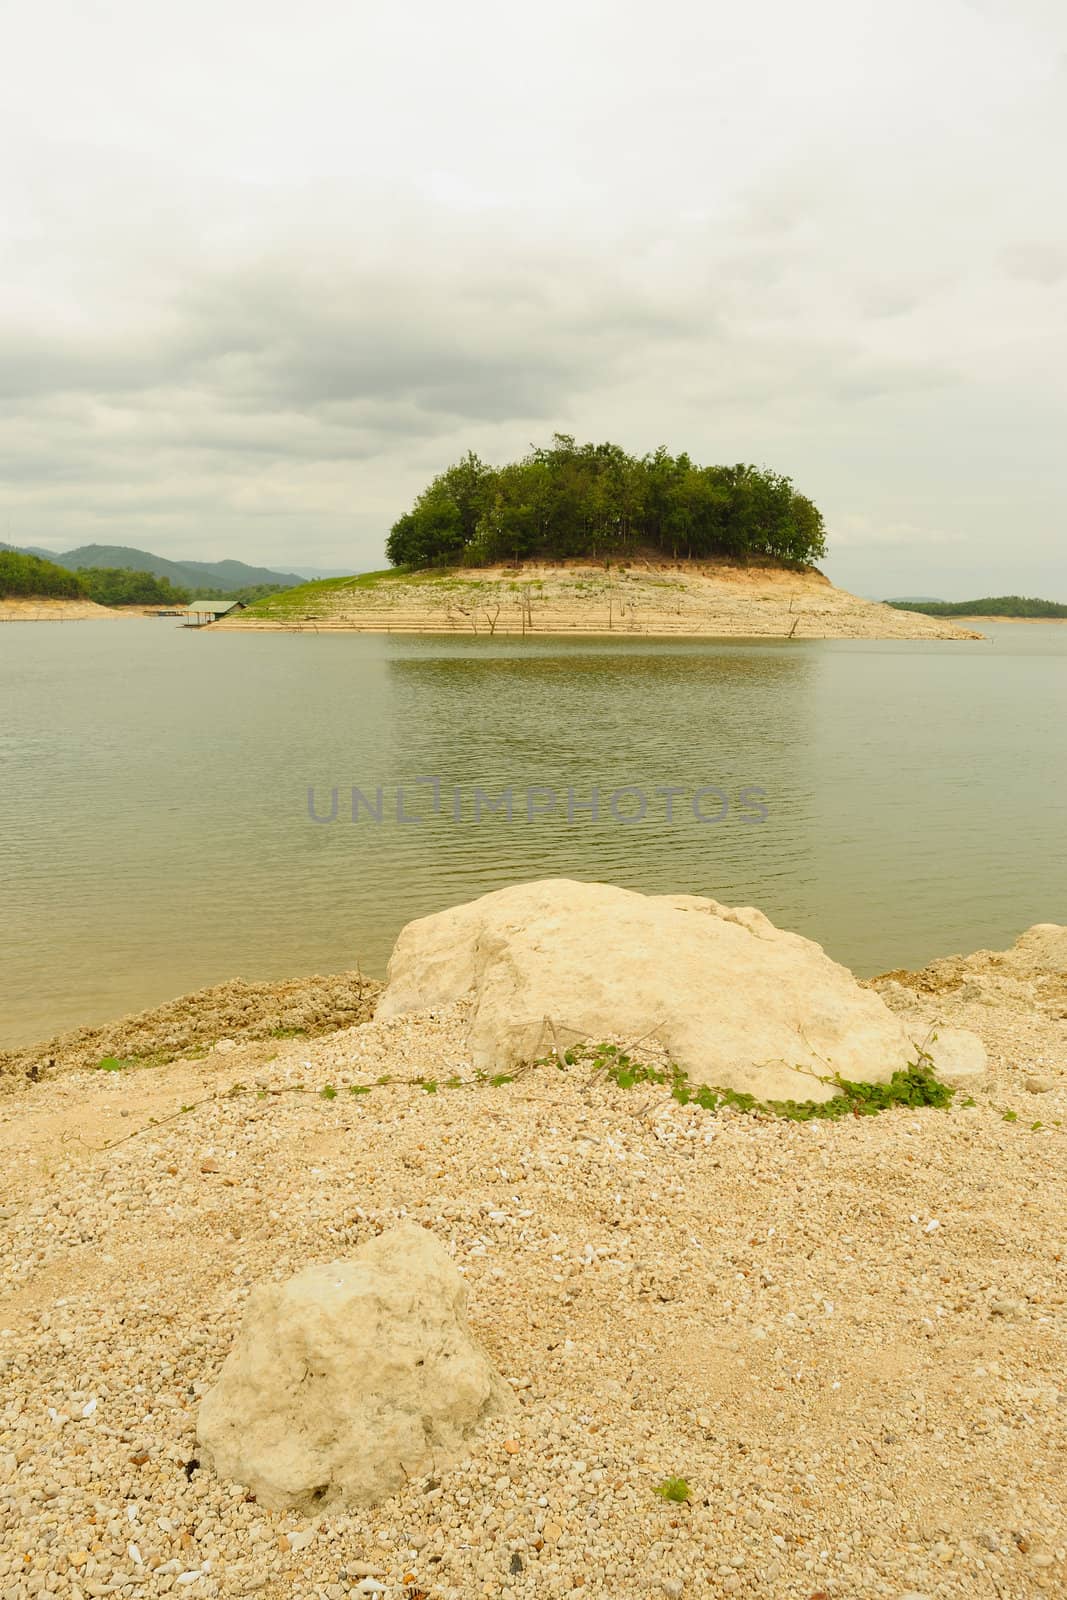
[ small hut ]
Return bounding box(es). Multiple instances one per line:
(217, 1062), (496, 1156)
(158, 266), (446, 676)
(185, 600), (246, 626)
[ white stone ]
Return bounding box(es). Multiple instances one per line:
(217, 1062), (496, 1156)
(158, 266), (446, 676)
(197, 1223), (512, 1510)
(377, 879), (928, 1103)
(914, 1027), (987, 1084)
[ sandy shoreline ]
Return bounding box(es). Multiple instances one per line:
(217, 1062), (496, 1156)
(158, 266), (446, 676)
(0, 925), (1063, 1598)
(215, 563), (983, 641)
(0, 597), (129, 622)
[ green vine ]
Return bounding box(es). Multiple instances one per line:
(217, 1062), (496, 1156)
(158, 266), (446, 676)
(557, 1041), (954, 1122)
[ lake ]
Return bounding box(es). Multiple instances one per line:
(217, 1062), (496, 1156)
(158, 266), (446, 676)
(1, 619), (1064, 1047)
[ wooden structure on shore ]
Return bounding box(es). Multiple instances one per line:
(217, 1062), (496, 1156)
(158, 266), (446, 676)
(183, 600), (246, 627)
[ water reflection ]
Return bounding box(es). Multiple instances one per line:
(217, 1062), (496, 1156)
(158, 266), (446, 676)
(1, 624), (1064, 1044)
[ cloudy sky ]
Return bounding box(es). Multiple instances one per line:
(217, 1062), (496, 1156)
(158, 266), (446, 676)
(3, 0), (1064, 596)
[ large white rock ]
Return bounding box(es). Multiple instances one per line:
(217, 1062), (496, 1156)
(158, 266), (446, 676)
(378, 878), (955, 1103)
(197, 1224), (512, 1510)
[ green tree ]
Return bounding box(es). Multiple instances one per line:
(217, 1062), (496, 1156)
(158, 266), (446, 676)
(80, 568), (191, 605)
(384, 439), (828, 569)
(0, 551), (86, 598)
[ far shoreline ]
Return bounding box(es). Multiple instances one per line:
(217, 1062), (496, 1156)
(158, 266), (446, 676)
(213, 561), (987, 641)
(952, 614), (1067, 624)
(203, 619), (988, 640)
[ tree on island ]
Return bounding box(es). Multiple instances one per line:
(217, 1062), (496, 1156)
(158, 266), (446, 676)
(386, 436), (827, 569)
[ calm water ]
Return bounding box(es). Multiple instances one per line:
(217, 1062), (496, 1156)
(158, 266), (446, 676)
(1, 620), (1065, 1046)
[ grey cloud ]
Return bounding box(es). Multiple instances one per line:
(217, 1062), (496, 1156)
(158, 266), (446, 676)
(0, 331), (169, 401)
(173, 265), (700, 422)
(1, 0), (1065, 590)
(0, 256), (696, 435)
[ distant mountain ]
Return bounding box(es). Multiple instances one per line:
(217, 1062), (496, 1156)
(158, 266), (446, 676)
(52, 545), (305, 592)
(883, 595), (946, 604)
(886, 595), (1067, 618)
(0, 541), (59, 561)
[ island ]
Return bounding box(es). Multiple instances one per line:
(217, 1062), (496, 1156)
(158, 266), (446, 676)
(214, 437), (982, 639)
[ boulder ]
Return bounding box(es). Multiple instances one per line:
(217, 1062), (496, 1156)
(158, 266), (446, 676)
(377, 878), (950, 1102)
(197, 1224), (512, 1510)
(913, 1026), (987, 1084)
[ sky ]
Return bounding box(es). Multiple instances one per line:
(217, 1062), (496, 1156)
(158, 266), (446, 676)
(2, 0), (1065, 598)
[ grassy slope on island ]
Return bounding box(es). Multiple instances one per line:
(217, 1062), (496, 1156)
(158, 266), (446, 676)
(242, 568), (475, 616)
(229, 560), (983, 640)
(888, 595), (1067, 618)
(239, 562), (785, 621)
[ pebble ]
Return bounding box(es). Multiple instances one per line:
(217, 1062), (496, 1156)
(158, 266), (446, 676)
(989, 1298), (1024, 1318)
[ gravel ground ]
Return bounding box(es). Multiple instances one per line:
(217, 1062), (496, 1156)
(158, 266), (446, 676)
(0, 975), (382, 1094)
(214, 562), (980, 640)
(1, 937), (1064, 1600)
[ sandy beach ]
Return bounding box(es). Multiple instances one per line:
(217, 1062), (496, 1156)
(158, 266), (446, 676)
(0, 598), (129, 622)
(1, 922), (1063, 1599)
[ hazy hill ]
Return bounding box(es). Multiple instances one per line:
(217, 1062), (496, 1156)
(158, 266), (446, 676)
(0, 541), (58, 561)
(887, 595), (1066, 618)
(55, 545), (304, 591)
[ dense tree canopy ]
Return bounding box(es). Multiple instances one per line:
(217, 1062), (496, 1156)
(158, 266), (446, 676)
(0, 551), (87, 598)
(386, 437), (827, 569)
(79, 568), (190, 606)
